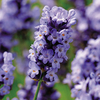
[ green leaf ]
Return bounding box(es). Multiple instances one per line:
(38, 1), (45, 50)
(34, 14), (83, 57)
(54, 83), (75, 100)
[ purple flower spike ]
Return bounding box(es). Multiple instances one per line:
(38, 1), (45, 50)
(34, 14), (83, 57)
(28, 6), (76, 82)
(0, 52), (15, 98)
(63, 37), (100, 100)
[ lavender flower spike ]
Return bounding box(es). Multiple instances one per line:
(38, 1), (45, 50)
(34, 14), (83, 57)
(0, 52), (15, 99)
(28, 6), (76, 82)
(63, 37), (100, 100)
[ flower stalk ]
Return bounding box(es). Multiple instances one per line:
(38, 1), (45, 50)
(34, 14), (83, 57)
(33, 73), (43, 100)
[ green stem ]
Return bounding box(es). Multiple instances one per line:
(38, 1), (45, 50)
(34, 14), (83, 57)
(33, 74), (43, 100)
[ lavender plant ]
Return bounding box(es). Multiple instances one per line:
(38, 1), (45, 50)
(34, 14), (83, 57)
(1, 0), (40, 33)
(0, 52), (15, 99)
(70, 0), (100, 51)
(63, 36), (100, 89)
(28, 5), (76, 100)
(71, 72), (100, 100)
(0, 0), (40, 74)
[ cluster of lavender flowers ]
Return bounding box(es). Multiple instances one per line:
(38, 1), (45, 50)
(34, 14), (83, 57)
(0, 0), (40, 69)
(11, 76), (60, 100)
(28, 5), (76, 82)
(63, 37), (100, 99)
(86, 0), (100, 31)
(0, 0), (40, 33)
(0, 52), (15, 99)
(63, 37), (100, 84)
(71, 0), (100, 50)
(71, 72), (100, 100)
